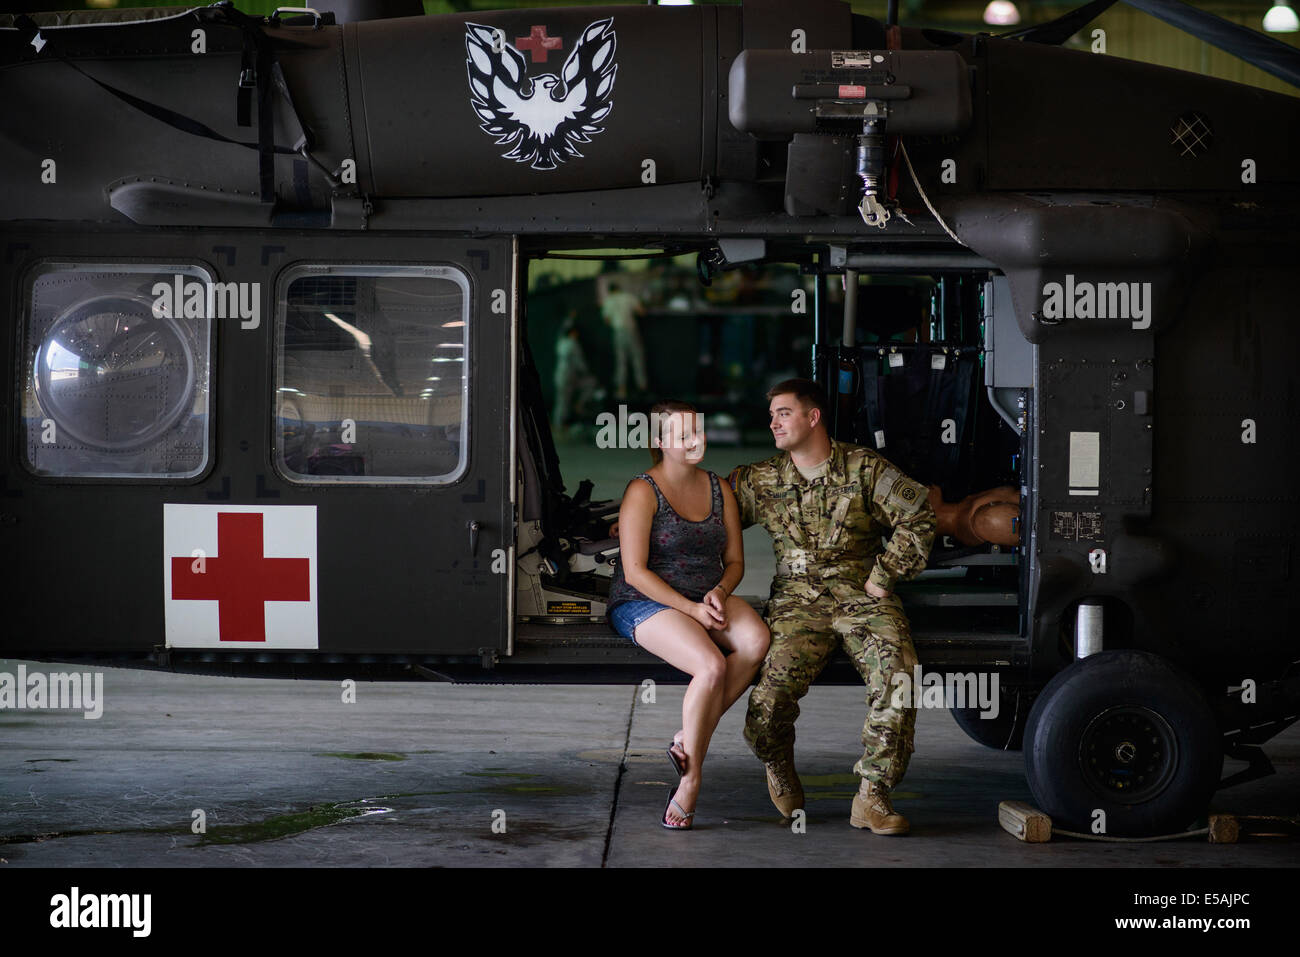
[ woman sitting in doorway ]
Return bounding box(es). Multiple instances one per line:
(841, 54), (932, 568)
(607, 399), (770, 829)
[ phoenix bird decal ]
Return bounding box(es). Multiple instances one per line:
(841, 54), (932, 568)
(465, 19), (617, 171)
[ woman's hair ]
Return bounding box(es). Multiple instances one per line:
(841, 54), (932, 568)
(648, 399), (699, 465)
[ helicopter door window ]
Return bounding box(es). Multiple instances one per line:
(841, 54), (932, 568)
(21, 262), (214, 480)
(273, 264), (470, 484)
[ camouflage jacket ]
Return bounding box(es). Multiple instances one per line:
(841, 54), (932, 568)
(730, 439), (936, 602)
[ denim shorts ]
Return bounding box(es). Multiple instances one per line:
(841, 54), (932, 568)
(608, 600), (670, 643)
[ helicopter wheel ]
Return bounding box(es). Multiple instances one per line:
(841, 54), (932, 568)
(1024, 650), (1222, 837)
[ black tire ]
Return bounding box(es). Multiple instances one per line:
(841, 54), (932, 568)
(1024, 650), (1222, 838)
(950, 687), (1031, 751)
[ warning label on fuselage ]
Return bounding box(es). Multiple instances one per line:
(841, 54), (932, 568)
(1050, 511), (1104, 542)
(547, 600), (593, 616)
(831, 51), (876, 69)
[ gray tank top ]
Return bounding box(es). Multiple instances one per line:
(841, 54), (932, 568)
(607, 471), (727, 612)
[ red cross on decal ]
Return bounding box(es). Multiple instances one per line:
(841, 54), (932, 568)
(170, 512), (311, 642)
(515, 24), (562, 63)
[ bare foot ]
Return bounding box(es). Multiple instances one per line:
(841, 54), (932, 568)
(666, 776), (699, 827)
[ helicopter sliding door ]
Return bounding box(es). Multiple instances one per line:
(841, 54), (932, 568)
(0, 228), (515, 661)
(260, 233), (517, 659)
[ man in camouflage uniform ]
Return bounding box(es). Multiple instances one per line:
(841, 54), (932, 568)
(730, 379), (935, 834)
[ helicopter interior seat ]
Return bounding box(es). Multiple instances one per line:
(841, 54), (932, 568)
(577, 494), (621, 530)
(563, 492), (622, 571)
(517, 399), (619, 576)
(850, 343), (980, 506)
(572, 525), (619, 556)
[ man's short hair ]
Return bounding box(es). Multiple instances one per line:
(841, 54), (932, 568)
(767, 378), (828, 416)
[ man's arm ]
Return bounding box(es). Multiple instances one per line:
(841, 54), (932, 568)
(711, 480), (747, 601)
(865, 463), (936, 594)
(727, 465), (758, 530)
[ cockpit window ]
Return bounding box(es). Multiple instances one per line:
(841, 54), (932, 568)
(273, 264), (470, 484)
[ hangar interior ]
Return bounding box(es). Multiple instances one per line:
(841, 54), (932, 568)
(515, 248), (1026, 643)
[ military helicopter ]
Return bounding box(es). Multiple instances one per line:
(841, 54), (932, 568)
(0, 0), (1296, 837)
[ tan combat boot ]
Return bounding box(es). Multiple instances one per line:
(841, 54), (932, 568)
(850, 779), (909, 835)
(764, 752), (804, 819)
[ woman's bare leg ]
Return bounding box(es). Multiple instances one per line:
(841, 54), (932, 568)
(709, 597), (772, 717)
(670, 600), (770, 773)
(635, 609), (728, 825)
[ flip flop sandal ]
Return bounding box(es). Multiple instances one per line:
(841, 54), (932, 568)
(666, 742), (687, 777)
(661, 788), (695, 830)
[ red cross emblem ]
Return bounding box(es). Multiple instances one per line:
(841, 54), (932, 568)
(515, 24), (562, 63)
(170, 512), (311, 643)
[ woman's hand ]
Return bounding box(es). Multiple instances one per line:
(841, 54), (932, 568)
(690, 601), (726, 631)
(703, 587), (730, 628)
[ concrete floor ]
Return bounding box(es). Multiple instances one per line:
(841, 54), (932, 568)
(2, 659), (1295, 868)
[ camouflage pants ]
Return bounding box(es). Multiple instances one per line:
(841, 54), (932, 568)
(744, 589), (918, 788)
